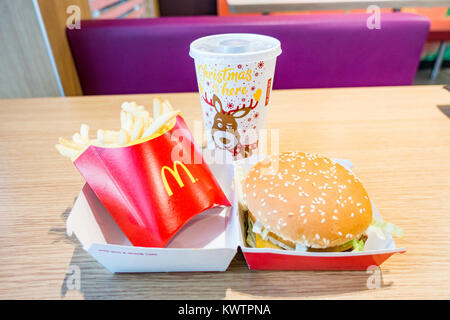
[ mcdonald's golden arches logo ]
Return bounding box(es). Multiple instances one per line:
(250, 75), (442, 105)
(161, 160), (197, 196)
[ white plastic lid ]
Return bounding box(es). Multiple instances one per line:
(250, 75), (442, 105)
(189, 33), (281, 63)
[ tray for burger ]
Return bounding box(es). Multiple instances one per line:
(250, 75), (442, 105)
(235, 154), (405, 271)
(67, 151), (405, 273)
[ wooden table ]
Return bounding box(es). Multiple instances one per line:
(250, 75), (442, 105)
(227, 0), (450, 13)
(0, 85), (449, 299)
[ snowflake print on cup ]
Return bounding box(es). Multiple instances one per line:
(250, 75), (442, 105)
(190, 34), (281, 159)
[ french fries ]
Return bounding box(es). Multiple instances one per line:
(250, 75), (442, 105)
(56, 98), (179, 160)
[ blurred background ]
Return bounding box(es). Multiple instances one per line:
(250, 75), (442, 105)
(0, 0), (449, 99)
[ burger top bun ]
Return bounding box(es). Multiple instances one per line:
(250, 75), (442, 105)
(243, 152), (373, 249)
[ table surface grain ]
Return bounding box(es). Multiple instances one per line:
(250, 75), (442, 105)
(0, 86), (449, 299)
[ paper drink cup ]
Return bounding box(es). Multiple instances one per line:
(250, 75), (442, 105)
(190, 33), (281, 160)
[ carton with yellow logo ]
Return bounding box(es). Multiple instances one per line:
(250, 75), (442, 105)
(72, 115), (230, 248)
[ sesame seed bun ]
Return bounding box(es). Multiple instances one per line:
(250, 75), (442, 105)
(243, 151), (373, 249)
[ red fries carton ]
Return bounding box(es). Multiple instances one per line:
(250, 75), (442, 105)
(67, 162), (238, 273)
(73, 115), (230, 248)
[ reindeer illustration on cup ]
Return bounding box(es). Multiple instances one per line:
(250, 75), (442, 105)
(203, 92), (260, 158)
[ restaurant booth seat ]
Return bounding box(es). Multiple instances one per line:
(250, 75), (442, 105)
(67, 13), (430, 95)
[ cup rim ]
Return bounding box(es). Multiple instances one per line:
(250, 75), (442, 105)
(189, 33), (282, 63)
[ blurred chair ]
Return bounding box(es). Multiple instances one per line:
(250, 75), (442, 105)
(158, 0), (216, 16)
(67, 13), (430, 95)
(402, 7), (450, 80)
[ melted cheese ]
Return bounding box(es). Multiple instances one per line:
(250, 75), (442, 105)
(255, 233), (283, 249)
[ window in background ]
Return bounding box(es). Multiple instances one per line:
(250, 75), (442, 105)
(90, 0), (159, 19)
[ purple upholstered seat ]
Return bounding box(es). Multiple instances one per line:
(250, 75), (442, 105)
(67, 14), (429, 95)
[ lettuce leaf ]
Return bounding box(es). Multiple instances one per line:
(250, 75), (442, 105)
(351, 238), (365, 252)
(339, 238), (365, 252)
(370, 218), (403, 239)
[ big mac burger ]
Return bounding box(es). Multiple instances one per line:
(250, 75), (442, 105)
(242, 151), (401, 252)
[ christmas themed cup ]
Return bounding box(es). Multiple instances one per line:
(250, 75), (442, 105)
(190, 34), (281, 160)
